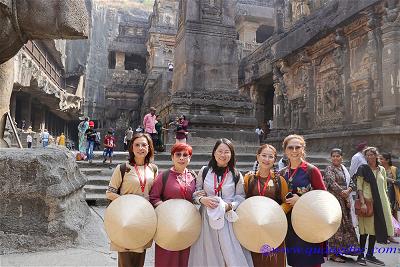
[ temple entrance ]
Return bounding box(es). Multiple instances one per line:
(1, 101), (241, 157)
(253, 75), (274, 134)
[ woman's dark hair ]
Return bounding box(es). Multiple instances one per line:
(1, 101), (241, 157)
(208, 138), (236, 171)
(380, 152), (393, 166)
(128, 133), (154, 164)
(330, 148), (343, 156)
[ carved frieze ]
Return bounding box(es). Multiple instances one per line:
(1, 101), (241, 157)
(314, 52), (344, 126)
(200, 0), (223, 23)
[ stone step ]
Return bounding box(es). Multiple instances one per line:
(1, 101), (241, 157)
(85, 193), (109, 206)
(85, 184), (107, 195)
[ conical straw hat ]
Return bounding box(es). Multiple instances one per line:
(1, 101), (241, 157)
(233, 196), (288, 253)
(291, 190), (342, 243)
(104, 195), (157, 250)
(154, 199), (201, 251)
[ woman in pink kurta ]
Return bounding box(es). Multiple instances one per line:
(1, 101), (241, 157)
(149, 143), (197, 267)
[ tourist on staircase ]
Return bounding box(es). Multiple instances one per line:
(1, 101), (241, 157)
(85, 121), (97, 164)
(77, 117), (89, 154)
(149, 143), (197, 267)
(280, 134), (326, 267)
(106, 133), (158, 267)
(103, 129), (116, 167)
(143, 107), (158, 147)
(175, 115), (189, 144)
(188, 138), (253, 267)
(243, 144), (291, 267)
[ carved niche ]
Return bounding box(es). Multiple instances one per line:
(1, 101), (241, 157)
(314, 52), (344, 126)
(200, 0), (222, 23)
(345, 16), (371, 122)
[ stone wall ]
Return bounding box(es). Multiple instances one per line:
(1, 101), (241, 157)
(0, 148), (90, 254)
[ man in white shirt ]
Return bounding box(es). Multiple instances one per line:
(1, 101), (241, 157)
(255, 126), (264, 144)
(349, 141), (368, 178)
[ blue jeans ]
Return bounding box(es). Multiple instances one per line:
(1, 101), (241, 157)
(42, 140), (48, 147)
(86, 140), (94, 160)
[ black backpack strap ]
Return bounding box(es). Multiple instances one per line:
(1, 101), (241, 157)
(161, 170), (170, 201)
(117, 163), (127, 195)
(231, 168), (241, 187)
(202, 166), (210, 182)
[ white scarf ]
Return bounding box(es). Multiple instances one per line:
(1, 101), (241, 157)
(342, 164), (358, 227)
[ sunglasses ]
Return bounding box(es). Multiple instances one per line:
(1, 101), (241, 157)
(174, 152), (190, 158)
(286, 145), (303, 151)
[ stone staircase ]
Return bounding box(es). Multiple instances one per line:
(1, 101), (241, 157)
(79, 149), (333, 206)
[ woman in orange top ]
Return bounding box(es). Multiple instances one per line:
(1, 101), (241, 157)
(243, 144), (291, 267)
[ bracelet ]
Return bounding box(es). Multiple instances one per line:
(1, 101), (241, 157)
(198, 196), (203, 204)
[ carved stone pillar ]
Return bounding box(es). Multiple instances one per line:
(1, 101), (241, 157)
(0, 59), (14, 148)
(379, 3), (400, 124)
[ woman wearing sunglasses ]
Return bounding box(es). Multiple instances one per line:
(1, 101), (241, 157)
(281, 134), (326, 267)
(106, 133), (158, 267)
(149, 143), (197, 267)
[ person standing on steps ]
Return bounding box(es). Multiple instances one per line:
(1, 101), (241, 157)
(143, 107), (158, 148)
(85, 121), (97, 164)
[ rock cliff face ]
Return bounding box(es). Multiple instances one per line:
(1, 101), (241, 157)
(83, 0), (153, 125)
(0, 148), (89, 254)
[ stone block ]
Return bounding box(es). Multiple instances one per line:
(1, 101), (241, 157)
(0, 147), (90, 254)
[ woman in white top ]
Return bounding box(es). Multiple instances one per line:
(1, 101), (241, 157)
(106, 133), (158, 267)
(188, 138), (253, 267)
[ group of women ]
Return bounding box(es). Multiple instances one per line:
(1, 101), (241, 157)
(106, 132), (399, 267)
(324, 147), (399, 266)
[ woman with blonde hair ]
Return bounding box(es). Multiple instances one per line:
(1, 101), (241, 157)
(106, 133), (158, 267)
(243, 144), (291, 267)
(280, 134), (326, 267)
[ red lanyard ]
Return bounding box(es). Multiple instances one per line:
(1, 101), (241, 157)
(287, 165), (300, 181)
(176, 169), (188, 199)
(134, 164), (147, 193)
(257, 173), (271, 196)
(214, 168), (229, 196)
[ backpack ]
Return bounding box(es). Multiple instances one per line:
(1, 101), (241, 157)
(201, 166), (241, 187)
(160, 169), (197, 201)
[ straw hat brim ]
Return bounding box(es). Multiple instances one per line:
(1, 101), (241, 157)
(233, 196), (288, 253)
(104, 195), (157, 250)
(154, 199), (201, 251)
(291, 190), (342, 243)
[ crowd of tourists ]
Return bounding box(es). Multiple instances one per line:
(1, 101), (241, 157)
(104, 132), (399, 267)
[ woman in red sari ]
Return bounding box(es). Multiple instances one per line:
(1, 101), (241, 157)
(149, 143), (197, 267)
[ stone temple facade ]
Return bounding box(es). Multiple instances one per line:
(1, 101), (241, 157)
(80, 0), (398, 153)
(240, 0), (400, 155)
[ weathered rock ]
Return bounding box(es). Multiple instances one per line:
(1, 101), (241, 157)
(0, 147), (90, 254)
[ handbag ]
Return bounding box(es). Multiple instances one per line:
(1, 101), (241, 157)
(354, 198), (373, 217)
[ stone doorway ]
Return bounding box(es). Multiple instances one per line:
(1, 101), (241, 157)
(253, 76), (274, 134)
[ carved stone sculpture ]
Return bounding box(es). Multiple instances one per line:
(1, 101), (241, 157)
(0, 0), (88, 147)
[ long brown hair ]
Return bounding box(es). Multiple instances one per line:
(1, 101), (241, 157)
(128, 133), (154, 164)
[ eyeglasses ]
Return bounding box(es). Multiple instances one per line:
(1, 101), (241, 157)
(174, 152), (190, 158)
(286, 145), (303, 151)
(133, 143), (149, 148)
(215, 150), (231, 155)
